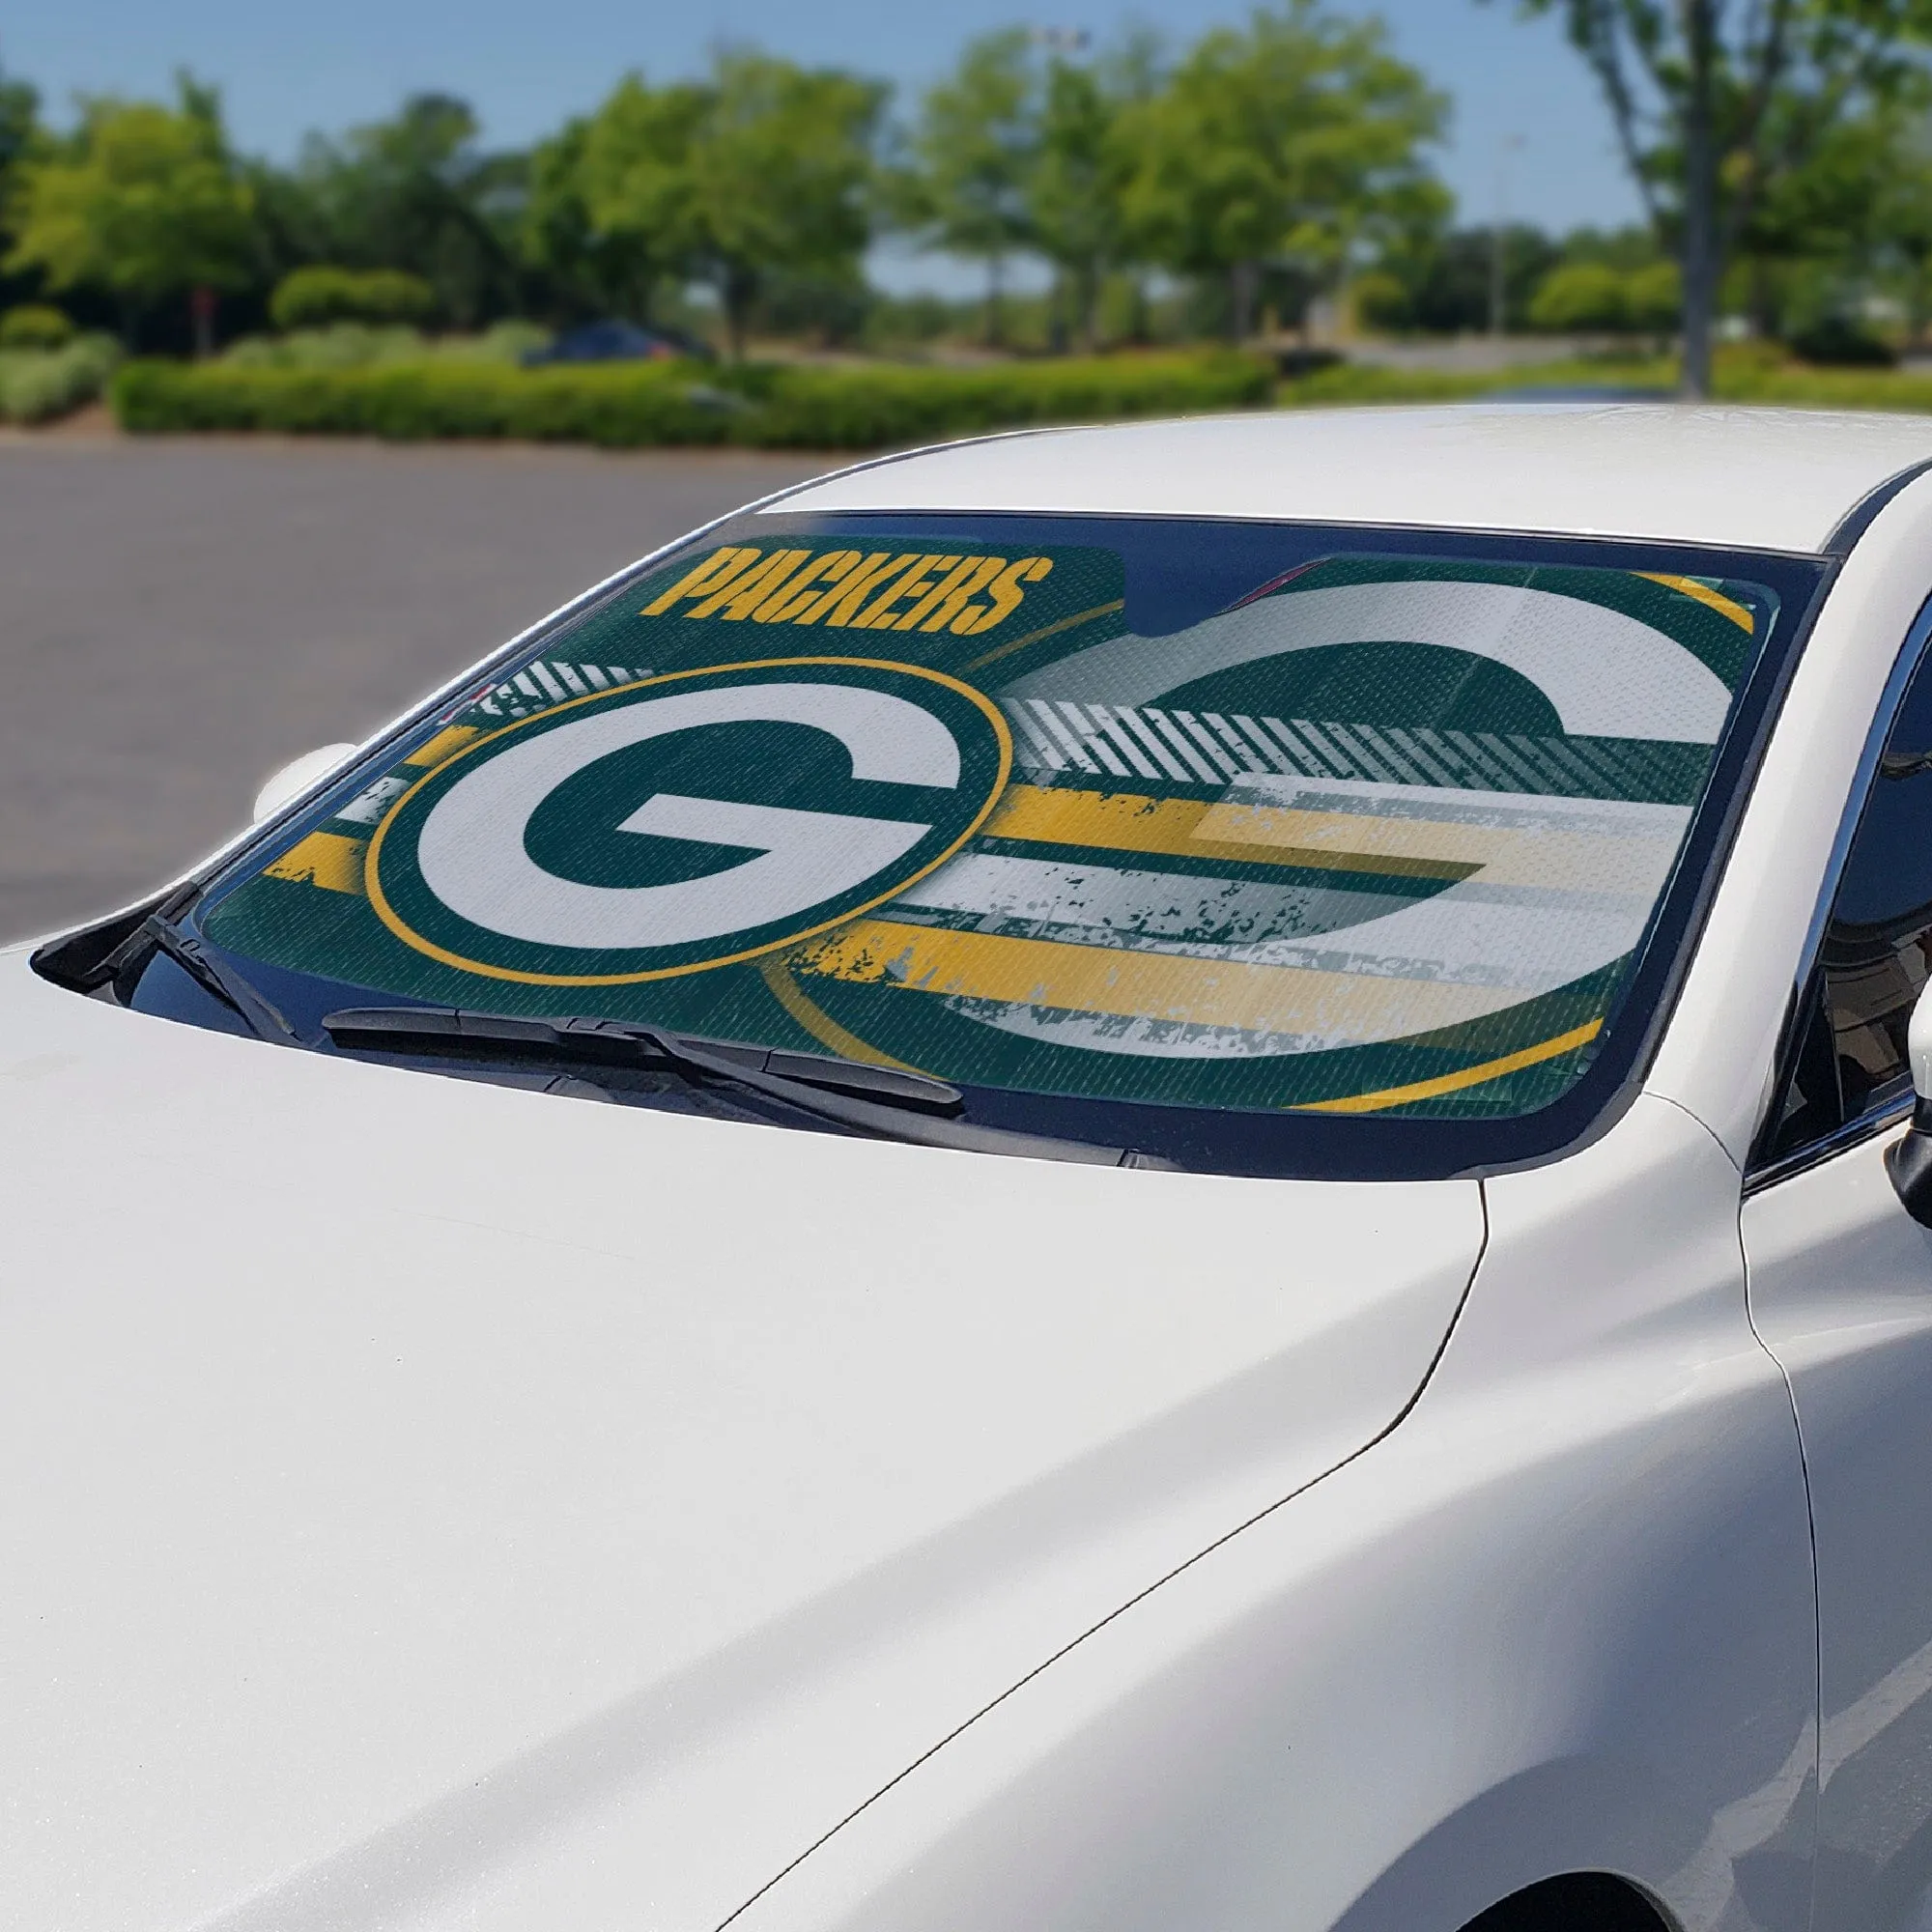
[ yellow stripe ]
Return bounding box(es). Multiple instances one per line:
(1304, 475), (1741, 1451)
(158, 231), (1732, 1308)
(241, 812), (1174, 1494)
(1293, 1018), (1604, 1115)
(963, 600), (1124, 672)
(264, 831), (368, 895)
(987, 785), (1474, 882)
(406, 725), (480, 767)
(1636, 574), (1753, 633)
(757, 952), (922, 1071)
(803, 919), (1524, 1039)
(988, 785), (1671, 892)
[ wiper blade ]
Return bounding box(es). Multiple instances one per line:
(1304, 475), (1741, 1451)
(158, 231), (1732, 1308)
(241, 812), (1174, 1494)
(322, 1006), (1171, 1169)
(325, 1005), (963, 1108)
(138, 914), (300, 1044)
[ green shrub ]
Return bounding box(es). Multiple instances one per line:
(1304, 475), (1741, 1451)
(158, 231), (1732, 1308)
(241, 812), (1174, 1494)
(1623, 262), (1683, 332)
(1528, 263), (1631, 333)
(0, 333), (121, 424)
(1350, 271), (1412, 333)
(727, 353), (1272, 447)
(269, 267), (437, 332)
(1278, 362), (1490, 407)
(112, 358), (734, 444)
(111, 350), (1273, 448)
(221, 319), (554, 372)
(0, 303), (75, 350)
(223, 323), (427, 371)
(1786, 314), (1897, 368)
(433, 319), (554, 364)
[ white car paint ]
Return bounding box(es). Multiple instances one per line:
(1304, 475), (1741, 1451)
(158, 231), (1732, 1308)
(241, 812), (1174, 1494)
(17, 403), (1932, 1932)
(0, 960), (1478, 1932)
(777, 403), (1932, 552)
(729, 1097), (1814, 1932)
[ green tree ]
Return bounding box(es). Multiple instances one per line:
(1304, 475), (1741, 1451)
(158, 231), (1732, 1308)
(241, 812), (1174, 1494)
(522, 94), (688, 325)
(1389, 223), (1559, 333)
(0, 58), (44, 311)
(902, 29), (1038, 344)
(1528, 259), (1631, 328)
(1029, 54), (1129, 350)
(1722, 89), (1932, 341)
(1503, 0), (1932, 396)
(690, 53), (886, 357)
(6, 77), (254, 351)
(1624, 257), (1685, 329)
(554, 75), (712, 327)
(581, 54), (884, 359)
(1122, 2), (1446, 340)
(1866, 112), (1932, 342)
(291, 95), (525, 327)
(0, 59), (37, 189)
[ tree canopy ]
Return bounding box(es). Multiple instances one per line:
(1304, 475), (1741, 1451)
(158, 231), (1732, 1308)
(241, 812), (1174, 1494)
(10, 5), (1932, 370)
(534, 54), (883, 356)
(7, 78), (254, 342)
(1122, 2), (1446, 338)
(899, 30), (1040, 343)
(1512, 0), (1932, 392)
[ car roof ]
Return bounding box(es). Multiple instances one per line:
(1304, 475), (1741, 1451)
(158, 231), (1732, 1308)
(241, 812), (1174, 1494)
(768, 403), (1932, 555)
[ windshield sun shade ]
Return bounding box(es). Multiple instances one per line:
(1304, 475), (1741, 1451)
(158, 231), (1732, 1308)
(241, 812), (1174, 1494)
(134, 510), (1822, 1178)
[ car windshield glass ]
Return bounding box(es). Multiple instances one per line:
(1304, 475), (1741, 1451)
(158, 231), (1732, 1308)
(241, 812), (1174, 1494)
(131, 510), (1821, 1178)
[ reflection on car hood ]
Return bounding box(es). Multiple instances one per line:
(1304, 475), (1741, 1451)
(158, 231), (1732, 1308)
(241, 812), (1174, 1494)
(0, 949), (1483, 1932)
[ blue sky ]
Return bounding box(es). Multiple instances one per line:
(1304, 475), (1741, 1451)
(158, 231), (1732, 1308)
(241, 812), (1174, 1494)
(3, 1), (1643, 288)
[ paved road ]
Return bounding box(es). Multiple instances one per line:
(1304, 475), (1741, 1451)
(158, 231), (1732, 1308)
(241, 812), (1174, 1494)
(0, 437), (826, 941)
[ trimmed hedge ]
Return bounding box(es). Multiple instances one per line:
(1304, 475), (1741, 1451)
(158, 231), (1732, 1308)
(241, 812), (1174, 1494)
(110, 350), (1275, 449)
(0, 333), (121, 424)
(218, 318), (552, 372)
(739, 353), (1273, 446)
(270, 267), (436, 331)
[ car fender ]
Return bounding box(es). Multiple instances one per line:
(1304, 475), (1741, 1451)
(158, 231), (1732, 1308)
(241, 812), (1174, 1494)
(729, 1095), (1815, 1932)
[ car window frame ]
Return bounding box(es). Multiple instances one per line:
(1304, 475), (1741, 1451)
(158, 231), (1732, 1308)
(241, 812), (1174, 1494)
(1747, 590), (1932, 1191)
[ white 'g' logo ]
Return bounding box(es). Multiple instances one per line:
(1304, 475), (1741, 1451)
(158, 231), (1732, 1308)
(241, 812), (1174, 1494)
(419, 682), (960, 950)
(367, 660), (1011, 985)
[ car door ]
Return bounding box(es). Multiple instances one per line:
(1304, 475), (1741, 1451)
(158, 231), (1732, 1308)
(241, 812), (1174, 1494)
(1742, 629), (1932, 1931)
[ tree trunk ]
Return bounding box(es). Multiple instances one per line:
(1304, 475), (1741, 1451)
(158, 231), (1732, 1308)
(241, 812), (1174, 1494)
(1680, 0), (1719, 399)
(984, 254), (1006, 349)
(190, 285), (215, 361)
(724, 266), (755, 362)
(1077, 262), (1098, 354)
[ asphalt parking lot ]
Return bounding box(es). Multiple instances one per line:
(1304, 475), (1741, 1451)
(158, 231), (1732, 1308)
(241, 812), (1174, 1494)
(0, 435), (826, 942)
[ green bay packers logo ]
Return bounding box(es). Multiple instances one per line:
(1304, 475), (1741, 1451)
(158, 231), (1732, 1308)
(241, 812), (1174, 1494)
(368, 658), (1010, 984)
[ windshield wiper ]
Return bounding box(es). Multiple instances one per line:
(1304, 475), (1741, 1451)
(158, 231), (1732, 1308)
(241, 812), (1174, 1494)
(133, 913), (301, 1044)
(321, 1006), (1171, 1169)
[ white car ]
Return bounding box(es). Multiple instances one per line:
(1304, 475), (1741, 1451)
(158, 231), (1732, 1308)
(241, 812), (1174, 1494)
(17, 404), (1932, 1932)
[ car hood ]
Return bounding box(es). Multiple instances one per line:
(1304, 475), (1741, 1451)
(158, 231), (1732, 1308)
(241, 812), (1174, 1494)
(0, 949), (1483, 1932)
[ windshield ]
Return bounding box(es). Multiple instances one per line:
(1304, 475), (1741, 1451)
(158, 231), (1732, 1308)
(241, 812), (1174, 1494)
(103, 510), (1822, 1178)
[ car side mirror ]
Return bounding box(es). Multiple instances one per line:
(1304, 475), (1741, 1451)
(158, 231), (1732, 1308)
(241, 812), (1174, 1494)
(252, 743), (355, 824)
(1888, 981), (1932, 1225)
